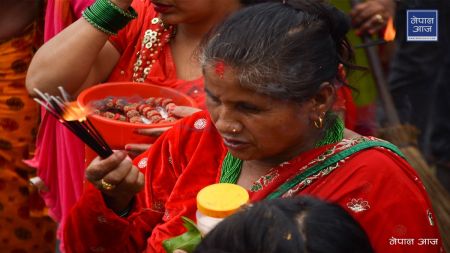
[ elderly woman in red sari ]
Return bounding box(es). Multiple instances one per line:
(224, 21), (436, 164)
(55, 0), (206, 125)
(64, 1), (443, 252)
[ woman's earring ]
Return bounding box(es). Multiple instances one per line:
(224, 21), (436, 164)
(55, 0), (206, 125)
(314, 115), (324, 129)
(232, 128), (237, 133)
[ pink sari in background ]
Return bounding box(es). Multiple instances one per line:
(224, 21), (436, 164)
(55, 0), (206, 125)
(24, 0), (93, 251)
(43, 0), (87, 42)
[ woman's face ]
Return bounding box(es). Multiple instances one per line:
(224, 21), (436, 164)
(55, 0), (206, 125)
(151, 0), (241, 25)
(204, 66), (319, 165)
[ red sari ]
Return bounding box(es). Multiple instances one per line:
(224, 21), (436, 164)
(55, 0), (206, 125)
(64, 111), (443, 253)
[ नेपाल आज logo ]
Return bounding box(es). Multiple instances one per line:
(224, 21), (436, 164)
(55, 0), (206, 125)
(406, 10), (438, 42)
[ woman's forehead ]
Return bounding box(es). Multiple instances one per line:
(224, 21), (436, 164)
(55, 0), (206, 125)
(205, 70), (299, 108)
(203, 63), (240, 86)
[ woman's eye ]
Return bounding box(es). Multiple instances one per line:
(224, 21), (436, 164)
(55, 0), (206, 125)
(237, 103), (261, 113)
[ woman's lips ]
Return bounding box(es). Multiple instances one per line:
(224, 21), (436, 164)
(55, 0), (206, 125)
(223, 137), (249, 150)
(151, 1), (173, 13)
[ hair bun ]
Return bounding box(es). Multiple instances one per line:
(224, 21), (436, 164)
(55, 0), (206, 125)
(284, 0), (351, 42)
(325, 5), (351, 42)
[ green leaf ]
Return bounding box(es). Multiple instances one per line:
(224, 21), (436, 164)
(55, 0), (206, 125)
(162, 217), (202, 253)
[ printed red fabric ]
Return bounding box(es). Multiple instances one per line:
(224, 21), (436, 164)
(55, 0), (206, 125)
(64, 111), (443, 253)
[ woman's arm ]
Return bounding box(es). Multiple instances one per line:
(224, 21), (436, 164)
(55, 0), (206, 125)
(26, 18), (120, 96)
(64, 112), (219, 252)
(26, 0), (133, 96)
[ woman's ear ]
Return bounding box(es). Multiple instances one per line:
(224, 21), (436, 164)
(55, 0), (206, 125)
(310, 82), (336, 118)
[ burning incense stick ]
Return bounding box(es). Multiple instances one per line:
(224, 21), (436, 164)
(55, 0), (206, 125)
(34, 87), (113, 159)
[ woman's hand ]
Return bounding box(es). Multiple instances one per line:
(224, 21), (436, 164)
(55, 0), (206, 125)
(125, 106), (202, 156)
(350, 0), (395, 35)
(85, 150), (144, 213)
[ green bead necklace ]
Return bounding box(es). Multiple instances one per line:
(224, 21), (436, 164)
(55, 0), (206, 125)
(315, 115), (344, 147)
(219, 152), (243, 183)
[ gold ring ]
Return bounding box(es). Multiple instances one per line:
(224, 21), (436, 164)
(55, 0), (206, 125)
(374, 14), (384, 23)
(101, 179), (115, 191)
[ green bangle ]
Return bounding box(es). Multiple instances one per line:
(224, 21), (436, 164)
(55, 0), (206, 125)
(82, 0), (137, 35)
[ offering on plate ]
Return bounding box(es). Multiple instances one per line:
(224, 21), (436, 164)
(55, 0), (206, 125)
(76, 82), (197, 151)
(90, 96), (181, 125)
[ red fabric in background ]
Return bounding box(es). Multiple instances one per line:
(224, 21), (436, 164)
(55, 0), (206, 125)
(336, 85), (357, 130)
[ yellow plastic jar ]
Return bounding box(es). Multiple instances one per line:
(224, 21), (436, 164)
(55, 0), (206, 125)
(196, 183), (249, 235)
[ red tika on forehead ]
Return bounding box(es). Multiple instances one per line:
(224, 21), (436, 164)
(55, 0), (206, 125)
(214, 61), (226, 79)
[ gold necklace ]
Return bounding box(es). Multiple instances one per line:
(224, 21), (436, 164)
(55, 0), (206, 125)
(132, 17), (175, 82)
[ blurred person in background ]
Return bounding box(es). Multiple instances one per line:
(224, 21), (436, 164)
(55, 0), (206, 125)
(332, 0), (396, 136)
(0, 0), (57, 252)
(388, 0), (450, 192)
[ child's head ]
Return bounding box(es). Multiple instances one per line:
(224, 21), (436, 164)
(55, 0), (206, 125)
(194, 196), (373, 253)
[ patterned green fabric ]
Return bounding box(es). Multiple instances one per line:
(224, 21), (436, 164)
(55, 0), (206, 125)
(267, 139), (404, 199)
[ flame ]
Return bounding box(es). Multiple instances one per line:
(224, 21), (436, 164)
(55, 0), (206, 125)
(384, 17), (396, 41)
(63, 102), (88, 122)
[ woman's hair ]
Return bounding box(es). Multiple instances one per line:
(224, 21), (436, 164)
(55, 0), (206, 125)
(201, 0), (353, 103)
(194, 196), (374, 253)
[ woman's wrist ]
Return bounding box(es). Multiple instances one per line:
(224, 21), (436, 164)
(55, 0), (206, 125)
(115, 198), (134, 217)
(103, 193), (135, 215)
(82, 0), (137, 35)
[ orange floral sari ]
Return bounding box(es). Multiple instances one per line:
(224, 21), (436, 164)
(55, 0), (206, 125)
(0, 26), (56, 252)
